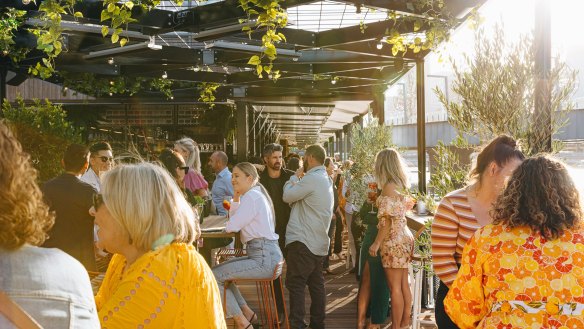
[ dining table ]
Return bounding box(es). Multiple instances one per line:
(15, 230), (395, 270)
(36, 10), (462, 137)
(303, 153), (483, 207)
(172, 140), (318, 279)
(199, 215), (242, 265)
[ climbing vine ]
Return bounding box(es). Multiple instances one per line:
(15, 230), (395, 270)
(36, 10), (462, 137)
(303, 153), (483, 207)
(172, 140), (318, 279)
(357, 0), (467, 57)
(239, 0), (287, 80)
(198, 82), (221, 108)
(29, 0), (83, 78)
(60, 72), (178, 99)
(0, 8), (29, 63)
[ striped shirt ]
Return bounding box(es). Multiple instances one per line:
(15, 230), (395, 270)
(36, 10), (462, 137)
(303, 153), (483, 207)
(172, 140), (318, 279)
(431, 188), (481, 287)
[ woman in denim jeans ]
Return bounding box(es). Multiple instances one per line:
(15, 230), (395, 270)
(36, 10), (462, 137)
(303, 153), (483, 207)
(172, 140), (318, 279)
(212, 162), (283, 329)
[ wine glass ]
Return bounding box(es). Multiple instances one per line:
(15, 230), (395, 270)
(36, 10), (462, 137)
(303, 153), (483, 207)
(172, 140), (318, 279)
(367, 182), (378, 213)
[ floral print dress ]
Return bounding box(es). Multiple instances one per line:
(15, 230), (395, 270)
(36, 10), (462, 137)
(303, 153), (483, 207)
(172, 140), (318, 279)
(376, 195), (415, 269)
(444, 224), (584, 329)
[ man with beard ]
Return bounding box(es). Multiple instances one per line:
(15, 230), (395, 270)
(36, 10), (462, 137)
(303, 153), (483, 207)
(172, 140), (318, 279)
(259, 143), (294, 323)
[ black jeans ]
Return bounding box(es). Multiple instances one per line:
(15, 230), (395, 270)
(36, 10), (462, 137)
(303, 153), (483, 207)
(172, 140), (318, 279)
(286, 241), (326, 329)
(435, 281), (459, 329)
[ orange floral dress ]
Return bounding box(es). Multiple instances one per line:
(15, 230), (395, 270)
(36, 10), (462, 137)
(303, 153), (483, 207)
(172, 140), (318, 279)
(376, 195), (415, 269)
(444, 224), (584, 329)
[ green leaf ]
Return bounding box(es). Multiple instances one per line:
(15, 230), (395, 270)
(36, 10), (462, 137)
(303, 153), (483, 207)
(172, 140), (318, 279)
(100, 10), (111, 21)
(107, 2), (116, 13)
(124, 1), (134, 9)
(111, 33), (119, 44)
(247, 55), (261, 66)
(414, 19), (421, 32)
(119, 38), (128, 47)
(101, 25), (109, 37)
(256, 64), (263, 78)
(74, 11), (83, 18)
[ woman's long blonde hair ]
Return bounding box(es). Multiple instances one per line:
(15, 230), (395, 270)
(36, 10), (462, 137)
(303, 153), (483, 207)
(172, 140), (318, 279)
(374, 148), (409, 190)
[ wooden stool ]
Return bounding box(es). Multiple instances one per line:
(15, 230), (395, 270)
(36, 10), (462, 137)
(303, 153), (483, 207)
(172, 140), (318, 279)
(224, 261), (289, 329)
(215, 248), (246, 265)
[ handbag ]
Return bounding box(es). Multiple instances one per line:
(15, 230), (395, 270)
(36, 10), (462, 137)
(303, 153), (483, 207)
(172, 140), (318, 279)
(0, 291), (42, 329)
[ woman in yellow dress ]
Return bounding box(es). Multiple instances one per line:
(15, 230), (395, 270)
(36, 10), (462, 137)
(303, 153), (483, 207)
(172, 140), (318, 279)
(445, 156), (584, 328)
(91, 162), (226, 328)
(368, 148), (415, 329)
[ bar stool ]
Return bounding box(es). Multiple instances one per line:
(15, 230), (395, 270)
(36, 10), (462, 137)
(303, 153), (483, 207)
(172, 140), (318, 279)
(224, 261), (289, 329)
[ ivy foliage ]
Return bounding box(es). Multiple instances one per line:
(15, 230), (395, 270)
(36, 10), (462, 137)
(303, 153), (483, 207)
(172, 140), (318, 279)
(381, 0), (466, 57)
(435, 24), (577, 156)
(240, 0), (287, 80)
(0, 8), (29, 63)
(60, 72), (179, 99)
(198, 82), (221, 108)
(29, 0), (84, 79)
(2, 97), (83, 182)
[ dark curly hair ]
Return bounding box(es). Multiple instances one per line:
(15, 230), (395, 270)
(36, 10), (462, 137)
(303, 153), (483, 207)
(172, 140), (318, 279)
(491, 155), (582, 240)
(0, 121), (55, 249)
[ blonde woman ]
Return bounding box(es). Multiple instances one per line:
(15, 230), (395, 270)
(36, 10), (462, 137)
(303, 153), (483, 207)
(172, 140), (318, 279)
(368, 148), (415, 329)
(91, 163), (225, 328)
(174, 137), (208, 197)
(212, 162), (282, 329)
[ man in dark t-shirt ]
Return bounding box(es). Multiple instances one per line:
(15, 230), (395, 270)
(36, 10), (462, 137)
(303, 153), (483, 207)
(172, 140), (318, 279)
(259, 143), (293, 323)
(259, 143), (294, 252)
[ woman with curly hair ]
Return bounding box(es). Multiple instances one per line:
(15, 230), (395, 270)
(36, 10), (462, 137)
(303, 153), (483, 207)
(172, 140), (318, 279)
(0, 121), (99, 328)
(444, 155), (584, 328)
(431, 135), (524, 328)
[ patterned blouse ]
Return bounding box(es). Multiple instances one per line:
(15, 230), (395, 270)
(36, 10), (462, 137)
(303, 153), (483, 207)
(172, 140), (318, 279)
(95, 243), (226, 329)
(444, 224), (584, 329)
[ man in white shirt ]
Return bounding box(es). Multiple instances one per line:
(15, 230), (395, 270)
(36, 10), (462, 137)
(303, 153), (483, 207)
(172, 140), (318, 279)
(80, 141), (114, 192)
(283, 144), (334, 329)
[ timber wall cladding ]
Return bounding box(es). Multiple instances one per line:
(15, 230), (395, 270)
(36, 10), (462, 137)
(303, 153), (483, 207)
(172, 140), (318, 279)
(7, 78), (92, 101)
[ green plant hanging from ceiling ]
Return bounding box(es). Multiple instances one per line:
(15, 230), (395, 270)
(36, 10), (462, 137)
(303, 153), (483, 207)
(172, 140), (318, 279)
(239, 0), (287, 80)
(60, 72), (179, 99)
(29, 0), (84, 79)
(0, 8), (29, 63)
(198, 82), (221, 108)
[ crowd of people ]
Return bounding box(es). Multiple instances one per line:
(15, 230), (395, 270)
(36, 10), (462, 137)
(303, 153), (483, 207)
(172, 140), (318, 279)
(3, 116), (584, 329)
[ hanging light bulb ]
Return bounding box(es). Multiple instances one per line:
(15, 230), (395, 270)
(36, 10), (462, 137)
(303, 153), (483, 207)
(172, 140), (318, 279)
(331, 78), (337, 85)
(376, 40), (383, 50)
(170, 96), (174, 100)
(22, 0), (32, 5)
(107, 57), (114, 65)
(109, 92), (113, 96)
(193, 65), (200, 72)
(162, 71), (168, 79)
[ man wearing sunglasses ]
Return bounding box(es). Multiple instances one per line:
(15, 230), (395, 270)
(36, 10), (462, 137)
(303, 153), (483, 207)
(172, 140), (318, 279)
(81, 141), (114, 192)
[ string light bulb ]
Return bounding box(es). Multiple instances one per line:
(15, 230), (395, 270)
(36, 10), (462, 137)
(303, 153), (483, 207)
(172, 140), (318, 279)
(376, 40), (383, 50)
(193, 65), (200, 72)
(162, 71), (168, 79)
(107, 57), (114, 65)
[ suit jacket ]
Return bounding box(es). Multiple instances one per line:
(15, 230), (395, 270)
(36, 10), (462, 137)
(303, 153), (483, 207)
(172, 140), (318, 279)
(42, 173), (97, 271)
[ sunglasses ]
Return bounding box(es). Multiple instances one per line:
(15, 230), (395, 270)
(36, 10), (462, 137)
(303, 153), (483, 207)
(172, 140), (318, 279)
(94, 156), (114, 163)
(179, 166), (189, 174)
(93, 193), (104, 210)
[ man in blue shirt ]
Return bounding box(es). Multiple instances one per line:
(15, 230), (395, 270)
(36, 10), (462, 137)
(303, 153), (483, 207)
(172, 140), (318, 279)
(209, 151), (234, 216)
(283, 144), (334, 329)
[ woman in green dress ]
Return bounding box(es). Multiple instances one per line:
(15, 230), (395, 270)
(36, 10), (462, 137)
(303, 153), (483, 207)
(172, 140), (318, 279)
(357, 199), (390, 329)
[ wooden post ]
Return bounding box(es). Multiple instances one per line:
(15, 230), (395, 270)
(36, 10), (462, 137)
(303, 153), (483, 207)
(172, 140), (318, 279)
(534, 0), (552, 153)
(236, 102), (248, 162)
(416, 59), (427, 194)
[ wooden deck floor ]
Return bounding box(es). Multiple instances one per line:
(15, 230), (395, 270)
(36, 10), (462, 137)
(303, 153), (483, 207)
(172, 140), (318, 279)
(230, 257), (437, 329)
